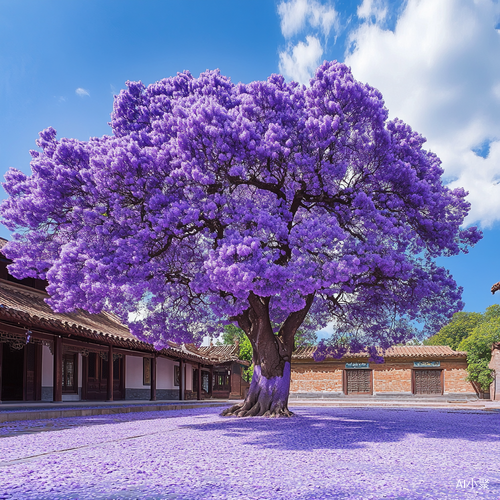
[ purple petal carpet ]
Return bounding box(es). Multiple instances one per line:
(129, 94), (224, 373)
(0, 407), (498, 499)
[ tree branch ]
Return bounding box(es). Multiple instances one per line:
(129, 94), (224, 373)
(278, 293), (315, 357)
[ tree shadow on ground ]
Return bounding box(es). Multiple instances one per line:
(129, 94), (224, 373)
(180, 406), (500, 452)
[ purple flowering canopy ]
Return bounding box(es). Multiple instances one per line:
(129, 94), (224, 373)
(2, 62), (480, 416)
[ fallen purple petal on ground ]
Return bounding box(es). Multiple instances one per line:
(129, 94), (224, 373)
(0, 407), (498, 499)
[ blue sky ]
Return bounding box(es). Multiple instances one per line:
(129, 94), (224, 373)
(1, 0), (500, 316)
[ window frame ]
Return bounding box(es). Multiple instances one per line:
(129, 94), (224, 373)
(62, 352), (78, 394)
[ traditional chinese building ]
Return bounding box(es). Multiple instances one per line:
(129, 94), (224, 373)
(489, 342), (500, 401)
(197, 344), (250, 399)
(489, 282), (500, 401)
(290, 346), (477, 398)
(0, 239), (248, 403)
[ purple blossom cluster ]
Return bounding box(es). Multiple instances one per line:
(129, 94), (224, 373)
(0, 407), (498, 499)
(1, 61), (481, 353)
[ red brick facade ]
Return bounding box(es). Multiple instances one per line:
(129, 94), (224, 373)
(290, 346), (476, 397)
(291, 364), (343, 393)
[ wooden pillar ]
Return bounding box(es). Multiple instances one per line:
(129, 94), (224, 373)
(197, 363), (202, 400)
(209, 366), (213, 397)
(150, 356), (157, 401)
(23, 345), (27, 401)
(107, 345), (113, 401)
(179, 359), (184, 401)
(0, 342), (3, 402)
(53, 337), (62, 402)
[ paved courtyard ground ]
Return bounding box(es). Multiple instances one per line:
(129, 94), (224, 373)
(0, 406), (498, 499)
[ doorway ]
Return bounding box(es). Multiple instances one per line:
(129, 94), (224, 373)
(83, 352), (124, 400)
(1, 343), (41, 401)
(345, 369), (372, 395)
(413, 369), (443, 395)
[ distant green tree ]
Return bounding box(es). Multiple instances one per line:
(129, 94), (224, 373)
(458, 318), (500, 392)
(220, 324), (246, 346)
(220, 324), (253, 381)
(482, 304), (500, 323)
(424, 305), (500, 394)
(424, 311), (483, 350)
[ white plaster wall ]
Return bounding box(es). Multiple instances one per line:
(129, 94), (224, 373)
(124, 357), (194, 390)
(125, 355), (150, 389)
(41, 344), (53, 386)
(157, 357), (177, 390)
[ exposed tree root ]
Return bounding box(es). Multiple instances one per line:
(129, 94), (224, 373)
(221, 401), (294, 418)
(221, 362), (294, 417)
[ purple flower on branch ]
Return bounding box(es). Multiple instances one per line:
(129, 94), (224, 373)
(1, 62), (481, 417)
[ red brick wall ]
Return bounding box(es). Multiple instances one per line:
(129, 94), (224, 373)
(291, 358), (475, 395)
(441, 360), (476, 393)
(373, 362), (412, 393)
(290, 362), (343, 393)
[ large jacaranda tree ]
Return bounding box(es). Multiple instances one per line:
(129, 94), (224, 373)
(2, 62), (481, 416)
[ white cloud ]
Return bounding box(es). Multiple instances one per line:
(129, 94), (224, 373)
(345, 0), (500, 227)
(278, 0), (338, 84)
(75, 87), (90, 97)
(278, 0), (338, 39)
(278, 0), (310, 38)
(357, 0), (388, 25)
(279, 36), (323, 84)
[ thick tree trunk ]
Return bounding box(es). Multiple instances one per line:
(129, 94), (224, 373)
(222, 352), (293, 417)
(222, 292), (314, 418)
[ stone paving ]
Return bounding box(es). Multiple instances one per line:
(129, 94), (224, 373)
(0, 406), (499, 499)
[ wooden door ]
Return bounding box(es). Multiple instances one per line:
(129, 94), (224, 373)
(413, 370), (442, 395)
(84, 352), (123, 400)
(112, 356), (124, 400)
(346, 369), (372, 394)
(212, 370), (230, 398)
(85, 352), (104, 400)
(1, 343), (40, 401)
(24, 343), (40, 401)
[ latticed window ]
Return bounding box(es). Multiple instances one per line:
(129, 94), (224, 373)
(202, 372), (209, 393)
(62, 353), (77, 393)
(213, 371), (230, 391)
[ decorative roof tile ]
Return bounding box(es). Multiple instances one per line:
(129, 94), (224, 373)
(197, 344), (248, 365)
